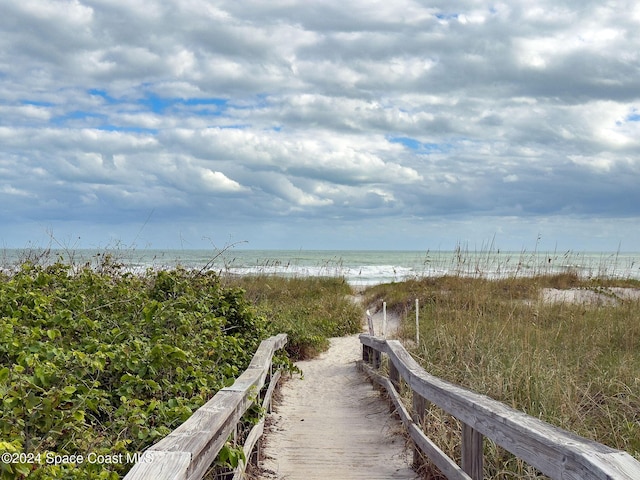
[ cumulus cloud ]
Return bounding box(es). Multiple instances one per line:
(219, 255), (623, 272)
(1, 0), (639, 249)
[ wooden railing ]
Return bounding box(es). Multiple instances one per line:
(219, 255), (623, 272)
(124, 333), (288, 480)
(359, 334), (640, 480)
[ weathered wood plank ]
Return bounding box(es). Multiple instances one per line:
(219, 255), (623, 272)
(248, 333), (288, 370)
(461, 423), (483, 480)
(360, 334), (387, 351)
(389, 361), (400, 393)
(232, 418), (265, 480)
(125, 334), (287, 480)
(359, 334), (640, 480)
(124, 451), (191, 480)
(363, 343), (374, 364)
(373, 349), (382, 369)
(261, 370), (281, 413)
(412, 391), (427, 469)
(358, 361), (472, 480)
(385, 338), (640, 479)
(220, 368), (266, 393)
(232, 361), (285, 480)
(137, 384), (253, 480)
(407, 422), (472, 480)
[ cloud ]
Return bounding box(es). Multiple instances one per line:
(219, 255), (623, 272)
(1, 0), (639, 250)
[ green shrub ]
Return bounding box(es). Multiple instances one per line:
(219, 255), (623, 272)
(0, 261), (268, 478)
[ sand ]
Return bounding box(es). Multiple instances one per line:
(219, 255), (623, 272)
(541, 286), (640, 305)
(258, 299), (419, 480)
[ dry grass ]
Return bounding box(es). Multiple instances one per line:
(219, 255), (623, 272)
(364, 274), (640, 478)
(222, 275), (362, 360)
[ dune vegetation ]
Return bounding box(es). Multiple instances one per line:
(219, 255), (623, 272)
(2, 246), (638, 479)
(0, 255), (360, 479)
(364, 273), (640, 477)
(224, 274), (362, 359)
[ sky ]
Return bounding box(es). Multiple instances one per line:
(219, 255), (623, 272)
(1, 0), (639, 252)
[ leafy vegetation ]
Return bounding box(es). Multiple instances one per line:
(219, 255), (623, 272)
(7, 247), (637, 479)
(0, 250), (363, 479)
(0, 258), (268, 479)
(365, 274), (640, 478)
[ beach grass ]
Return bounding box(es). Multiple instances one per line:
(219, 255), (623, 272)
(364, 274), (640, 478)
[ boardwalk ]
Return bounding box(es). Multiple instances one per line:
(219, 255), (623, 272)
(125, 296), (640, 480)
(259, 309), (419, 480)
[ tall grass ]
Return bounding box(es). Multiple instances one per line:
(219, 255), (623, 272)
(365, 274), (640, 478)
(223, 275), (362, 359)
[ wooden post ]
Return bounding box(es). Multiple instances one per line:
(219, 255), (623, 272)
(266, 362), (273, 413)
(387, 361), (401, 413)
(362, 344), (371, 364)
(415, 298), (420, 344)
(412, 391), (428, 468)
(373, 349), (381, 369)
(366, 309), (374, 335)
(389, 361), (400, 392)
(462, 423), (484, 480)
(382, 301), (387, 337)
(250, 438), (260, 467)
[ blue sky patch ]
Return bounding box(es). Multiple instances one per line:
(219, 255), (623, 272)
(138, 95), (228, 115)
(388, 136), (449, 153)
(435, 12), (459, 20)
(86, 90), (228, 116)
(21, 100), (54, 107)
(88, 89), (119, 104)
(97, 124), (158, 134)
(182, 98), (228, 107)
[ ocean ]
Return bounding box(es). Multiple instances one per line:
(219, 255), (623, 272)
(2, 247), (639, 286)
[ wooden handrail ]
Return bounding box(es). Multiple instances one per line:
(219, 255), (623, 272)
(124, 333), (288, 480)
(359, 334), (640, 480)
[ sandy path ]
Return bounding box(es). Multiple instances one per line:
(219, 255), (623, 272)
(259, 302), (418, 480)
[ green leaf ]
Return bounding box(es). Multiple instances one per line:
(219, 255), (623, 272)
(46, 329), (60, 340)
(13, 462), (32, 476)
(72, 410), (85, 422)
(0, 367), (9, 384)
